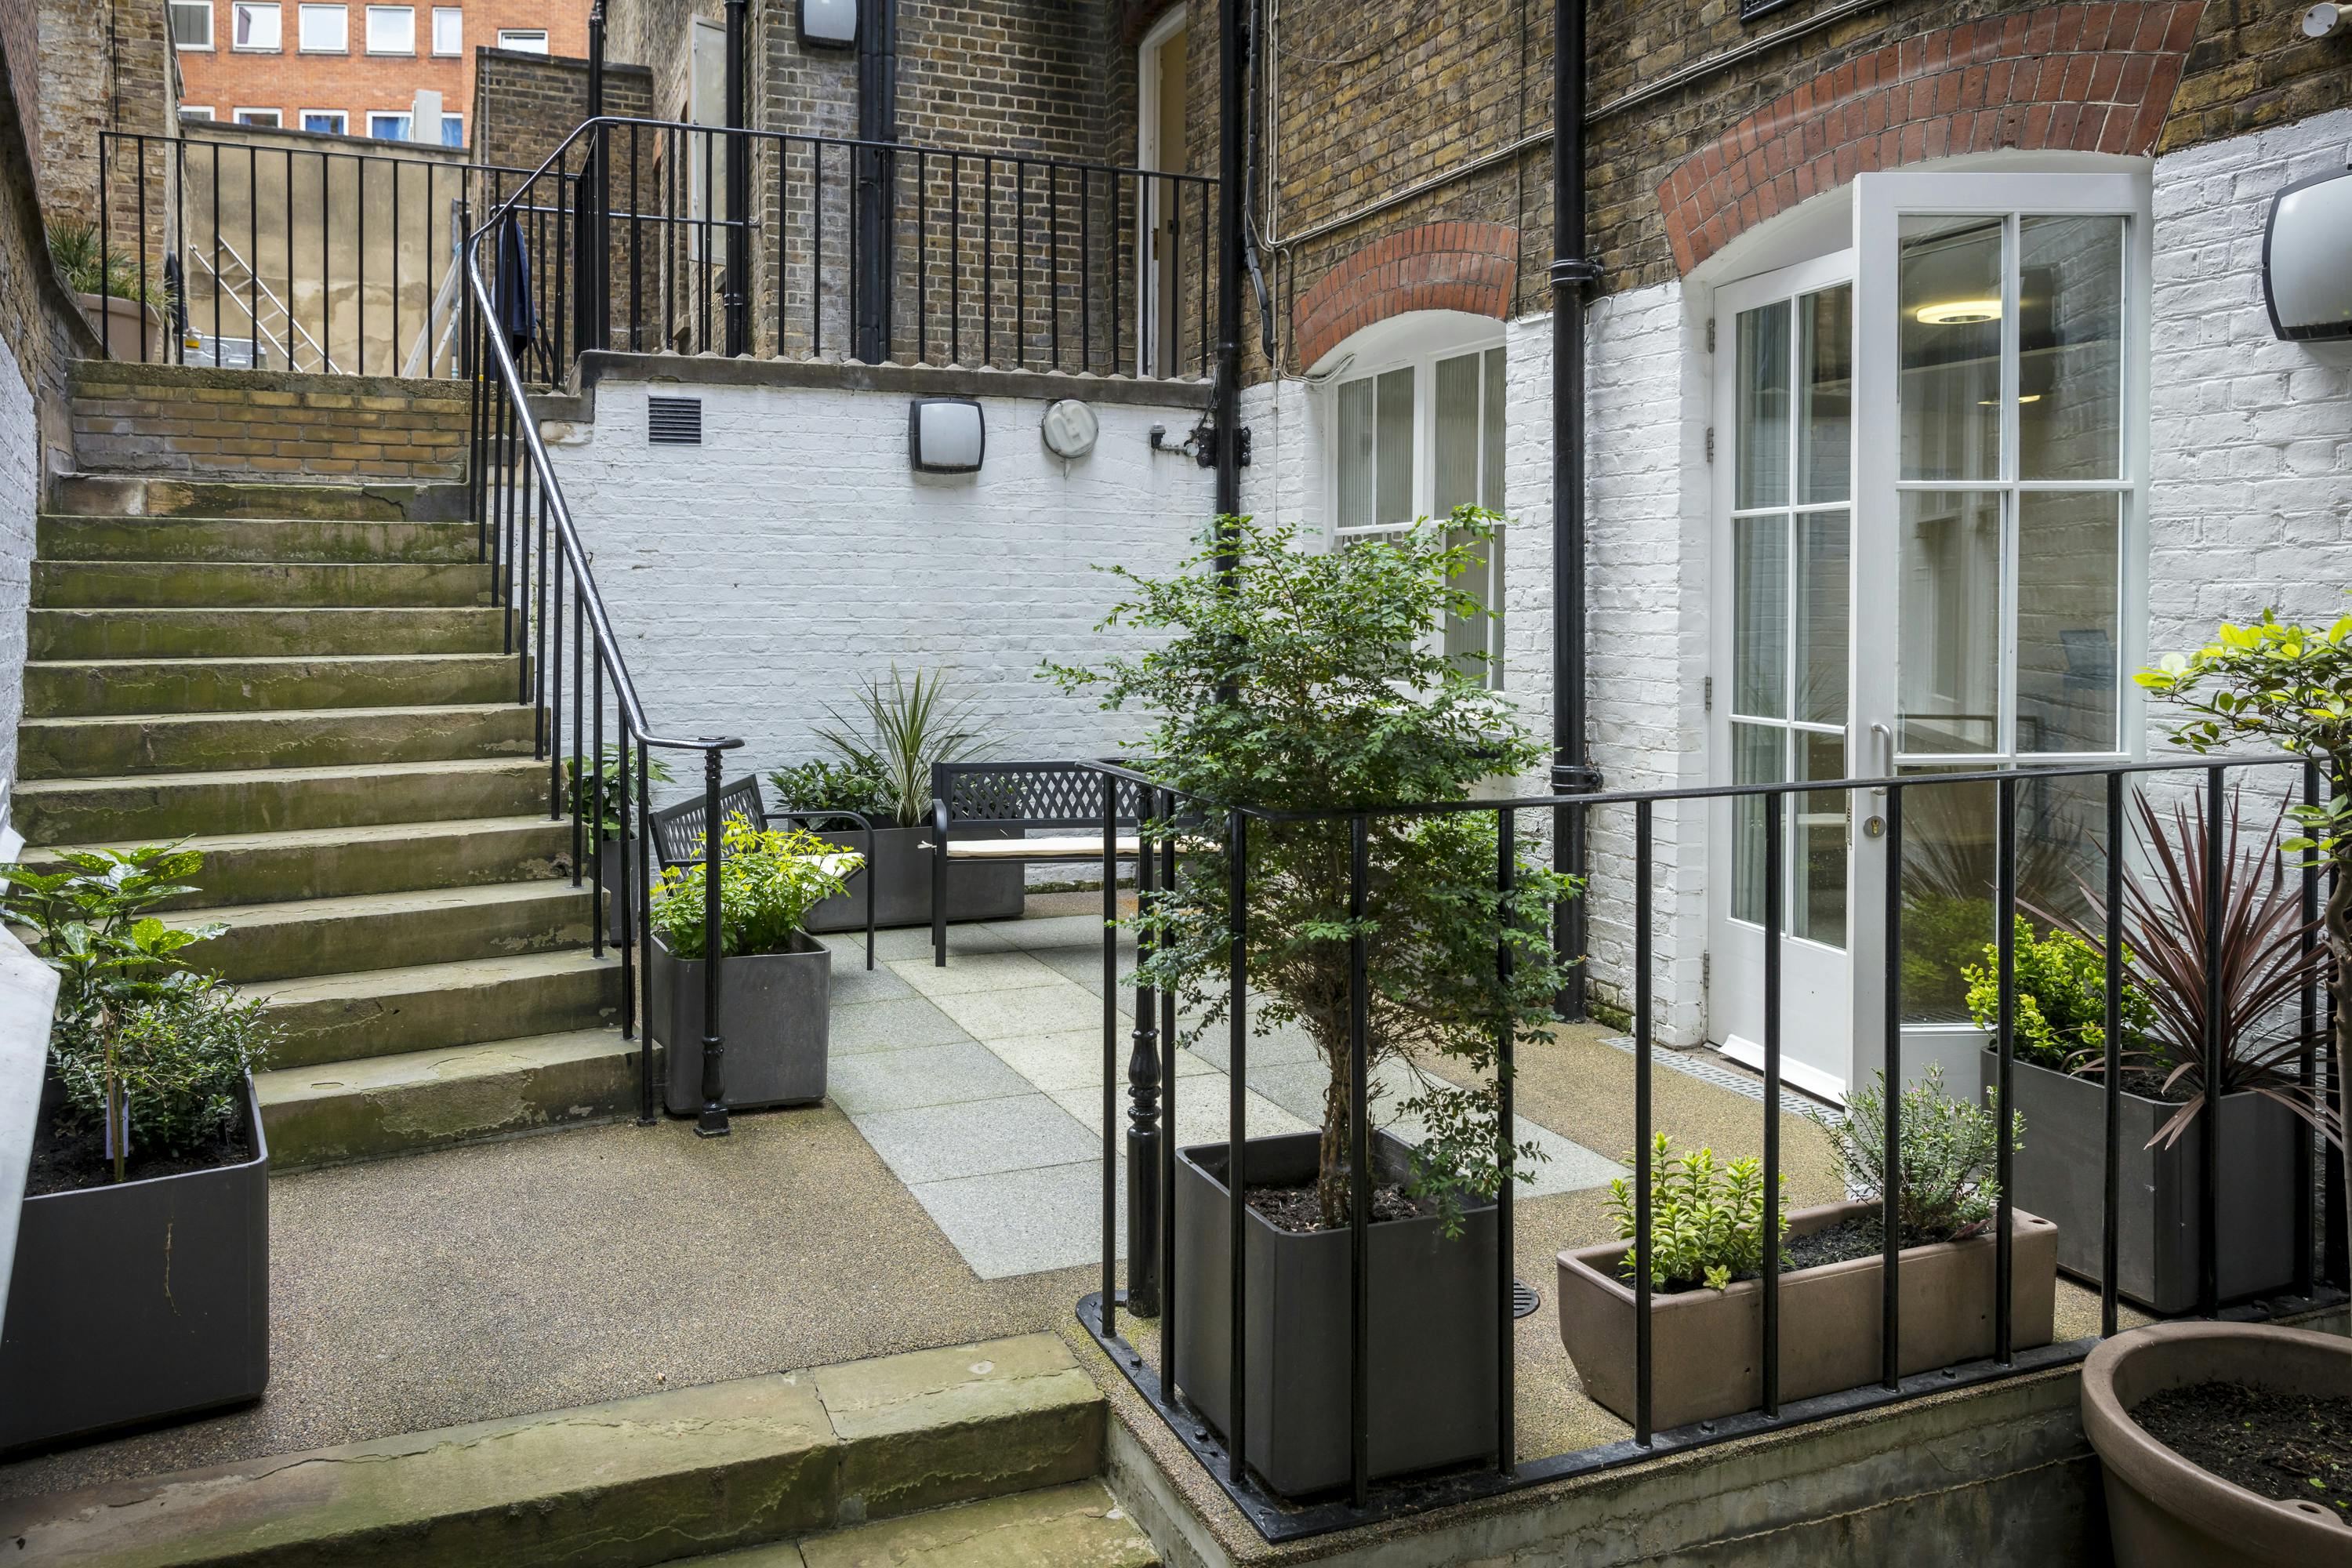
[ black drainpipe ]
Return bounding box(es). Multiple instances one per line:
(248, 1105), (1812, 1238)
(1212, 0), (1246, 552)
(1551, 0), (1600, 1018)
(854, 0), (898, 365)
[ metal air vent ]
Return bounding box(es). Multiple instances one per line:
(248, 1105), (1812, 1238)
(647, 395), (703, 445)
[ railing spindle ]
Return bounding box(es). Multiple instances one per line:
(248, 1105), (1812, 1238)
(1881, 783), (1904, 1389)
(1996, 773), (2017, 1363)
(1633, 797), (1654, 1446)
(2201, 764), (2226, 1316)
(1762, 789), (1783, 1416)
(2103, 769), (2125, 1336)
(1225, 806), (1248, 1484)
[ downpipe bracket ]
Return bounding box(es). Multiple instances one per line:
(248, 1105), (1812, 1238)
(1549, 257), (1602, 290)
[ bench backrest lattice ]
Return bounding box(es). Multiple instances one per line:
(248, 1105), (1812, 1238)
(935, 762), (1143, 830)
(649, 775), (768, 869)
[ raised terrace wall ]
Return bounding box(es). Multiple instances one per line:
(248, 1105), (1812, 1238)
(69, 362), (470, 482)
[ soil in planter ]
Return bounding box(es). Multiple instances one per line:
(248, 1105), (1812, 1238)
(2133, 1381), (2352, 1518)
(24, 1113), (252, 1196)
(1646, 1214), (1988, 1294)
(1246, 1181), (1423, 1233)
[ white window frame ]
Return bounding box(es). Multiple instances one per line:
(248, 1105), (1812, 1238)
(232, 107), (282, 126)
(300, 108), (347, 133)
(169, 0), (214, 50)
(439, 111), (464, 147)
(364, 4), (414, 53)
(295, 2), (345, 49)
(366, 111), (412, 141)
(430, 5), (460, 53)
(1320, 314), (1511, 688)
(230, 1), (281, 50)
(180, 105), (217, 120)
(684, 18), (728, 260)
(495, 27), (549, 51)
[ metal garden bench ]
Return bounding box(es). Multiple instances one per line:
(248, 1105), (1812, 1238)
(926, 761), (1148, 965)
(648, 775), (875, 969)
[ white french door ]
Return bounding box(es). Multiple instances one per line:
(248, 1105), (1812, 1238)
(1709, 169), (2148, 1100)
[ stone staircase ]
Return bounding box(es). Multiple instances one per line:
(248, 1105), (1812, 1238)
(14, 463), (642, 1170)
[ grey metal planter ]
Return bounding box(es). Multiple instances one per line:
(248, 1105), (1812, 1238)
(0, 1075), (270, 1454)
(1173, 1130), (1499, 1498)
(652, 932), (829, 1116)
(802, 824), (1022, 933)
(1980, 1051), (2300, 1314)
(591, 835), (650, 947)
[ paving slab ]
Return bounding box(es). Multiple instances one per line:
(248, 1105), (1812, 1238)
(907, 1162), (1128, 1279)
(829, 996), (976, 1057)
(851, 1094), (1102, 1185)
(886, 949), (1069, 998)
(818, 924), (1015, 964)
(928, 978), (1125, 1045)
(796, 1482), (1155, 1568)
(982, 1029), (1214, 1094)
(829, 962), (916, 1004)
(827, 1040), (1036, 1116)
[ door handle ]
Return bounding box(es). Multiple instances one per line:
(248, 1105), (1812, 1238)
(1868, 721), (1893, 798)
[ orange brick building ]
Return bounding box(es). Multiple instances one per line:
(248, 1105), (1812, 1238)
(168, 0), (587, 148)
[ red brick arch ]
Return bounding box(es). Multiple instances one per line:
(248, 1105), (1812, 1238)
(1658, 1), (2205, 275)
(1294, 222), (1519, 371)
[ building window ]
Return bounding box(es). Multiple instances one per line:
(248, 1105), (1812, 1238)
(430, 5), (460, 53)
(496, 27), (548, 51)
(230, 2), (281, 49)
(367, 111), (412, 140)
(1328, 332), (1510, 688)
(365, 4), (414, 53)
(301, 109), (347, 133)
(440, 112), (464, 147)
(180, 105), (216, 120)
(296, 3), (346, 50)
(169, 0), (213, 49)
(233, 107), (282, 126)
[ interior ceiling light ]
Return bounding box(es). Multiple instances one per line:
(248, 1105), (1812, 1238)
(1916, 299), (2002, 325)
(1977, 394), (2044, 405)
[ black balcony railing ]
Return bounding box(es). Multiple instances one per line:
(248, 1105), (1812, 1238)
(1080, 753), (2346, 1540)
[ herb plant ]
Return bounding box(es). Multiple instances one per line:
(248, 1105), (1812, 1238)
(811, 666), (986, 828)
(1815, 1064), (2016, 1245)
(1605, 1135), (1784, 1291)
(1965, 918), (2158, 1073)
(1048, 510), (1575, 1232)
(648, 818), (858, 960)
(50, 980), (278, 1160)
(765, 757), (895, 825)
(564, 742), (675, 840)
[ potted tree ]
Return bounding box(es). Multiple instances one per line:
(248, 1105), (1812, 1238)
(1556, 1065), (2058, 1431)
(648, 818), (857, 1116)
(767, 666), (1019, 932)
(2082, 1321), (2350, 1563)
(49, 217), (164, 363)
(1052, 510), (1573, 1497)
(1965, 788), (2328, 1312)
(0, 844), (275, 1452)
(567, 743), (673, 946)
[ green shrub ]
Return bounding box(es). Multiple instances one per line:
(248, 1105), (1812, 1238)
(50, 981), (276, 1158)
(564, 743), (674, 840)
(1815, 1063), (2017, 1244)
(1963, 917), (2157, 1073)
(1605, 1134), (1784, 1291)
(48, 217), (156, 306)
(765, 758), (895, 822)
(648, 818), (858, 959)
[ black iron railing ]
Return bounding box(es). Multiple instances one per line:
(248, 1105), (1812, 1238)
(460, 153), (746, 1134)
(1080, 753), (2346, 1540)
(93, 129), (561, 376)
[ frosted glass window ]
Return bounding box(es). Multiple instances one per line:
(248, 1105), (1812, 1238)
(365, 4), (413, 53)
(296, 3), (345, 49)
(231, 2), (281, 49)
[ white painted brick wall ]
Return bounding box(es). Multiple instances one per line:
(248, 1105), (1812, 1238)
(547, 376), (1214, 800)
(0, 328), (34, 827)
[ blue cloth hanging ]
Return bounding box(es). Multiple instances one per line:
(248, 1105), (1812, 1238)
(496, 209), (537, 355)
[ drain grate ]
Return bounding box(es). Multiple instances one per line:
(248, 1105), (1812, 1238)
(1512, 1279), (1541, 1319)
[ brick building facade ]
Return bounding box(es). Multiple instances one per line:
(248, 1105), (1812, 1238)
(172, 0), (586, 145)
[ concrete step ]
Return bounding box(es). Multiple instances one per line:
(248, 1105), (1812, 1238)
(257, 1027), (646, 1169)
(22, 817), (576, 909)
(0, 1333), (1107, 1566)
(28, 606), (509, 659)
(257, 948), (621, 1068)
(13, 757), (549, 842)
(17, 702), (538, 779)
(38, 514), (481, 562)
(181, 881), (595, 985)
(678, 1483), (1157, 1568)
(24, 652), (518, 717)
(52, 472), (469, 521)
(32, 559), (495, 609)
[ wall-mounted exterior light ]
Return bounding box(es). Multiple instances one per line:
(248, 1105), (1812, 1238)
(798, 0), (855, 49)
(1040, 398), (1098, 460)
(909, 398), (984, 473)
(2264, 166), (2352, 341)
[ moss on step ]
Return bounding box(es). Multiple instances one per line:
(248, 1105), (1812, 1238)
(52, 474), (469, 521)
(257, 949), (621, 1068)
(12, 757), (550, 841)
(24, 653), (517, 717)
(37, 515), (480, 564)
(17, 703), (539, 778)
(28, 607), (508, 659)
(32, 560), (495, 610)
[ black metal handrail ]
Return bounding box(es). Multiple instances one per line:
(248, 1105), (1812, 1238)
(1078, 751), (2345, 1539)
(459, 175), (746, 1136)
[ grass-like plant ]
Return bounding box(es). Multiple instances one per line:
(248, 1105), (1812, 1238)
(811, 666), (986, 828)
(1048, 510), (1576, 1232)
(1605, 1134), (1784, 1290)
(647, 817), (858, 960)
(48, 217), (155, 307)
(1816, 1063), (2016, 1245)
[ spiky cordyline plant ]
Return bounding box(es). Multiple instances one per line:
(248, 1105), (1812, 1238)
(1047, 510), (1577, 1232)
(811, 665), (986, 828)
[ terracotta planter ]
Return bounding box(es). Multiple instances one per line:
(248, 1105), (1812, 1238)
(77, 291), (164, 363)
(2082, 1321), (2352, 1566)
(1555, 1200), (2059, 1432)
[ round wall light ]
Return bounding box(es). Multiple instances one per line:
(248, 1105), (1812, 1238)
(1040, 398), (1099, 460)
(1915, 299), (2002, 325)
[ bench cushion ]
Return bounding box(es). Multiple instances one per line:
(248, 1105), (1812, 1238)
(929, 834), (1142, 861)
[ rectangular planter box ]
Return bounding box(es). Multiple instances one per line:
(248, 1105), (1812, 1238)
(1556, 1200), (2059, 1434)
(801, 825), (1023, 934)
(652, 932), (829, 1116)
(1982, 1051), (2301, 1314)
(0, 1075), (270, 1454)
(1174, 1130), (1499, 1498)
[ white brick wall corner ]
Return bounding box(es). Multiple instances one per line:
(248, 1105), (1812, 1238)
(0, 328), (35, 824)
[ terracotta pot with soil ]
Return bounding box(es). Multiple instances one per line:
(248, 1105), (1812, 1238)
(2082, 1320), (2352, 1566)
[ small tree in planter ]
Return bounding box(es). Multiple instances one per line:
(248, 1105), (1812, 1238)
(1560, 1066), (2054, 1430)
(2140, 607), (2352, 1287)
(1051, 510), (1575, 1494)
(646, 818), (858, 1115)
(767, 668), (1017, 931)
